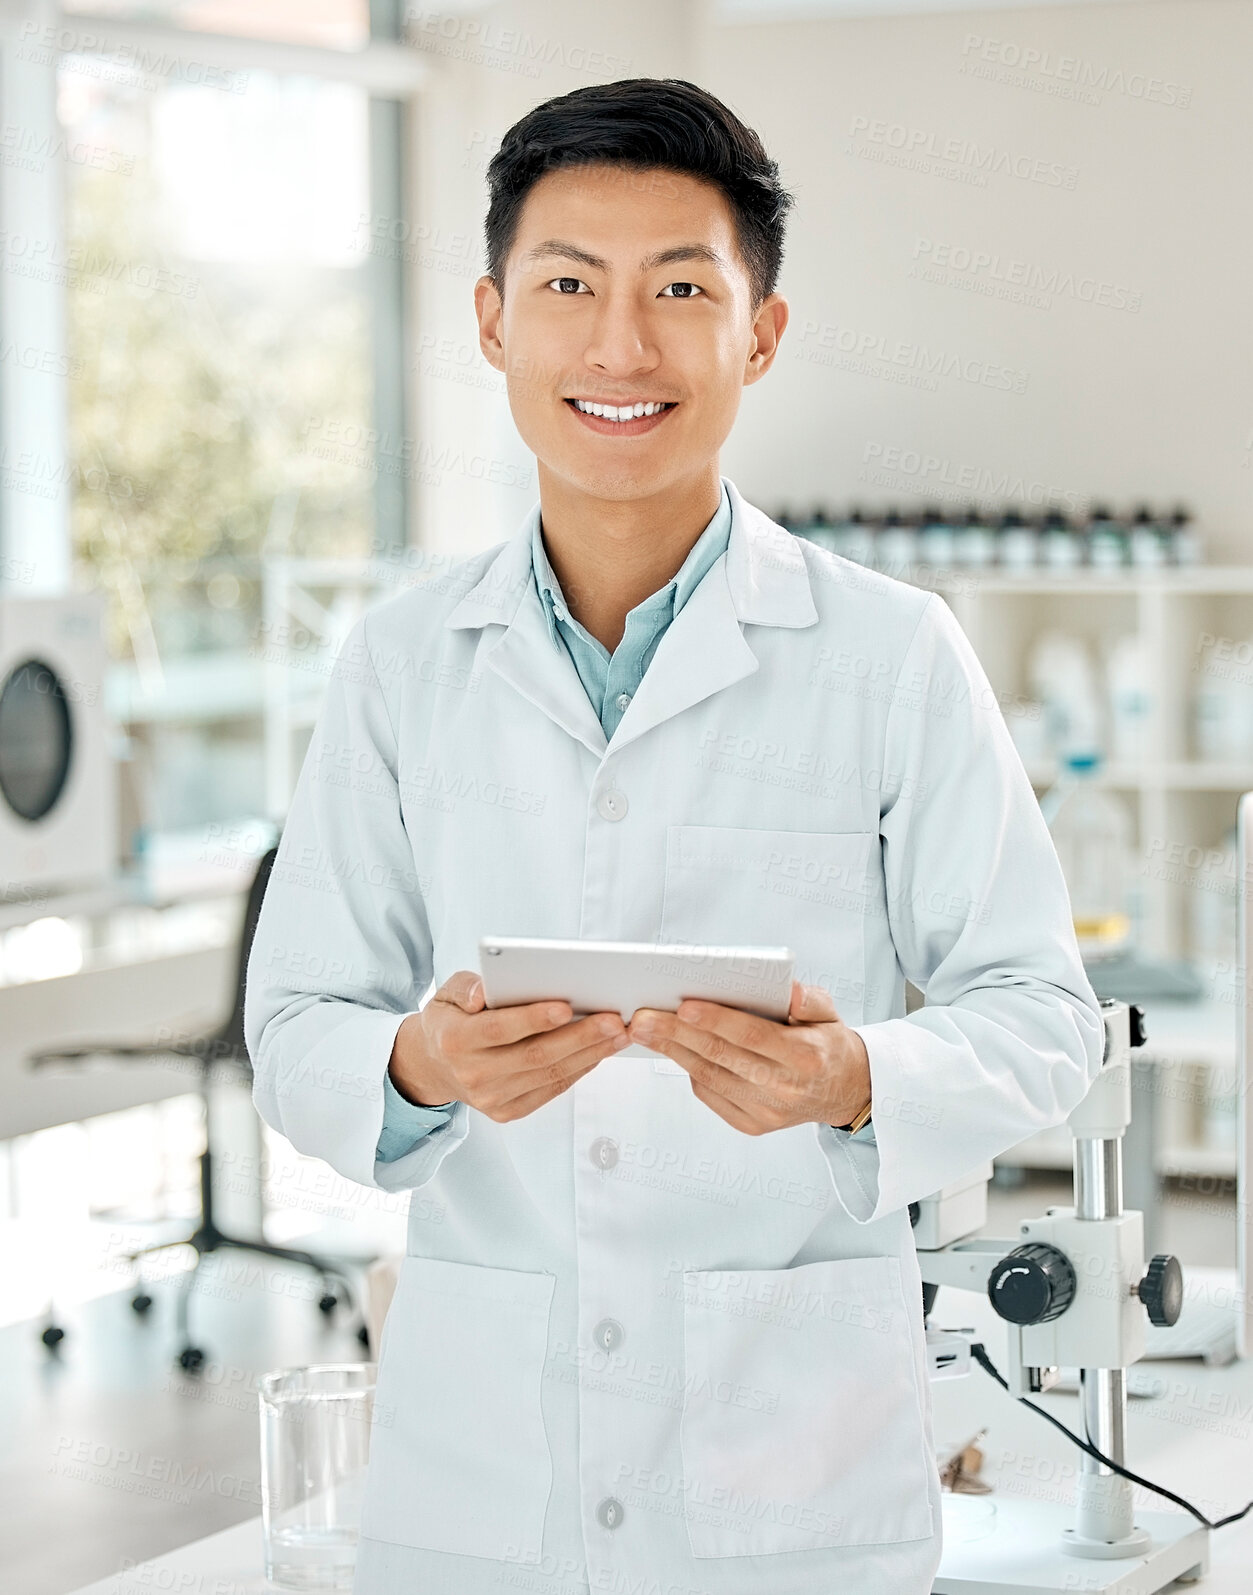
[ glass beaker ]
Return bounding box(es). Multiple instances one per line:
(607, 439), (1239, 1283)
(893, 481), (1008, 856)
(259, 1362), (376, 1590)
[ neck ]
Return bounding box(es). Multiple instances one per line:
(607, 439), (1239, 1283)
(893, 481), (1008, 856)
(534, 464), (724, 653)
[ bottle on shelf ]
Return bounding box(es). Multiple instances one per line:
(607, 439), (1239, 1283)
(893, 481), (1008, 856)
(1129, 504), (1168, 569)
(1168, 506), (1202, 565)
(1191, 634), (1253, 760)
(917, 505), (957, 569)
(1028, 629), (1105, 763)
(1103, 632), (1152, 763)
(834, 505), (876, 565)
(1040, 508), (1083, 569)
(996, 507), (1038, 570)
(954, 504), (997, 567)
(1189, 822), (1239, 1009)
(801, 505), (836, 552)
(875, 508), (918, 579)
(1043, 754), (1135, 958)
(1085, 503), (1129, 570)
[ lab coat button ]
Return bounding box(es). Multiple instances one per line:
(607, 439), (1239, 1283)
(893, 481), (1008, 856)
(589, 1137), (619, 1169)
(596, 1497), (625, 1530)
(592, 1317), (623, 1351)
(596, 789), (628, 821)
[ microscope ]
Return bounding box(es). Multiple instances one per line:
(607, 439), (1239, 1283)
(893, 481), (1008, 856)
(919, 998), (1212, 1592)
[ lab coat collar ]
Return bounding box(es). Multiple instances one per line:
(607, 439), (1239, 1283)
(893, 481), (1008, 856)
(444, 476), (819, 758)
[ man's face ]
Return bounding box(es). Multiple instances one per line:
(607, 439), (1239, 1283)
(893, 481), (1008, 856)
(475, 162), (787, 503)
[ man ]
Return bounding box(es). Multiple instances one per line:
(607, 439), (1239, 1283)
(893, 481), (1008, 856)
(245, 77), (1103, 1595)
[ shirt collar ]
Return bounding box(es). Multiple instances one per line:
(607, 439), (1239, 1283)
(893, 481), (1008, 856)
(531, 478), (733, 649)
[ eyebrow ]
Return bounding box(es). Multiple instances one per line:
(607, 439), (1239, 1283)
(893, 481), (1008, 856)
(517, 239), (728, 274)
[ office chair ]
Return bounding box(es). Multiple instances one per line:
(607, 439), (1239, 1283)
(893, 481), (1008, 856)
(28, 843), (369, 1370)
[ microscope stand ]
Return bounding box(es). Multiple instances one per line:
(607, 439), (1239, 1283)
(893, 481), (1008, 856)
(921, 1001), (1214, 1594)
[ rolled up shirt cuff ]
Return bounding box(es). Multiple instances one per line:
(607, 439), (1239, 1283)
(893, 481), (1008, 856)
(376, 1070), (456, 1163)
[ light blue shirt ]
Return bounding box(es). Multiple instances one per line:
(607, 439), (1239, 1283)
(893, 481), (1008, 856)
(376, 481), (734, 1161)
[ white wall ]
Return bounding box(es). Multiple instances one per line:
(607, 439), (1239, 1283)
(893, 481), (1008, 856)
(704, 0), (1252, 555)
(409, 0), (1251, 559)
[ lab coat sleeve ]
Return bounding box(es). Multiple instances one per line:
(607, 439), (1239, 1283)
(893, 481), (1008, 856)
(244, 612), (470, 1195)
(815, 591), (1104, 1224)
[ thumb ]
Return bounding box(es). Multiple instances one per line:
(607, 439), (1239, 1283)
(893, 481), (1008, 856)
(438, 969), (486, 1012)
(790, 981), (838, 1023)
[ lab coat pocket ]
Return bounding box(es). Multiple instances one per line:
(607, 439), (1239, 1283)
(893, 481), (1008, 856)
(659, 826), (875, 1024)
(679, 1255), (934, 1557)
(359, 1255), (556, 1561)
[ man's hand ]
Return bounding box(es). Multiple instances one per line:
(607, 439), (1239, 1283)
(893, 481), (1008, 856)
(389, 970), (630, 1124)
(626, 980), (871, 1136)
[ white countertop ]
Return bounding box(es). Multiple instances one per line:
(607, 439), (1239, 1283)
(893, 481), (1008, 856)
(60, 1307), (1253, 1595)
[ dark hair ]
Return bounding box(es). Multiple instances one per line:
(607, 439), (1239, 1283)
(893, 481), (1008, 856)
(484, 78), (795, 312)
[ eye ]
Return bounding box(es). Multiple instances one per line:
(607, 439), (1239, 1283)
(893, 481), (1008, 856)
(546, 277), (589, 294)
(659, 282), (704, 298)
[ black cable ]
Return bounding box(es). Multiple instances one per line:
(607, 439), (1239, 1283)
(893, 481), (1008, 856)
(969, 1340), (1253, 1531)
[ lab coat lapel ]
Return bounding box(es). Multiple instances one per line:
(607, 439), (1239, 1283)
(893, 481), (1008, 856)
(443, 479), (818, 758)
(444, 505), (609, 758)
(608, 481), (819, 754)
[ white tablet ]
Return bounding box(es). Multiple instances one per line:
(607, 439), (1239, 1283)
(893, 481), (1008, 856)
(478, 936), (795, 1026)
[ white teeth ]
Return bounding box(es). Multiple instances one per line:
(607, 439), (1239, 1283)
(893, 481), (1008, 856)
(572, 399), (672, 421)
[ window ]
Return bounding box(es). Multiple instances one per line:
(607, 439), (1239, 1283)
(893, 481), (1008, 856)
(43, 9), (417, 832)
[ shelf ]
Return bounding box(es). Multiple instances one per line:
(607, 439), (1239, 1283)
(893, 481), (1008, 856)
(916, 565), (1253, 595)
(1023, 762), (1253, 790)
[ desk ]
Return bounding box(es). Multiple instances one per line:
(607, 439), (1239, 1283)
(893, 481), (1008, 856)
(0, 857), (254, 1142)
(57, 1306), (1253, 1595)
(62, 1514), (270, 1594)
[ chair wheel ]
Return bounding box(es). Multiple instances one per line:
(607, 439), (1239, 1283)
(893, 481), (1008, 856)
(41, 1324), (65, 1348)
(357, 1324), (370, 1349)
(131, 1293), (153, 1315)
(318, 1293), (339, 1315)
(178, 1345), (205, 1373)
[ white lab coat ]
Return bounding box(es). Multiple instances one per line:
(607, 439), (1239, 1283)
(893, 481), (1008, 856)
(244, 476), (1103, 1595)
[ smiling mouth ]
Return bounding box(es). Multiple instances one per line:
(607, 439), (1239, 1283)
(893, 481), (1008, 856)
(564, 398), (678, 424)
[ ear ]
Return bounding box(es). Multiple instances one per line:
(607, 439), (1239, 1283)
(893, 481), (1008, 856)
(744, 292), (789, 386)
(474, 274), (506, 374)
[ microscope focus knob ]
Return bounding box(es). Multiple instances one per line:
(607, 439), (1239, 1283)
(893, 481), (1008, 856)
(987, 1243), (1077, 1326)
(1138, 1254), (1184, 1327)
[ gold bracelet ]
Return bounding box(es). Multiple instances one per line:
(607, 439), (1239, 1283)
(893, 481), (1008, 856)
(842, 1099), (873, 1135)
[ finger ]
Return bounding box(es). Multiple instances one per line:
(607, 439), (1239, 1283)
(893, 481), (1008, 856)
(654, 1035), (793, 1116)
(453, 995), (575, 1049)
(638, 999), (796, 1073)
(687, 1074), (763, 1135)
(490, 1054), (605, 1121)
(503, 1020), (629, 1092)
(658, 1011), (814, 1095)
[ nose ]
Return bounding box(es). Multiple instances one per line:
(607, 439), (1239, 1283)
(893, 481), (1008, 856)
(581, 292), (663, 385)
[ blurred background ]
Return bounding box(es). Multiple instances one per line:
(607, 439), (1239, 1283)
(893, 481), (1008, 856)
(0, 1), (1250, 1590)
